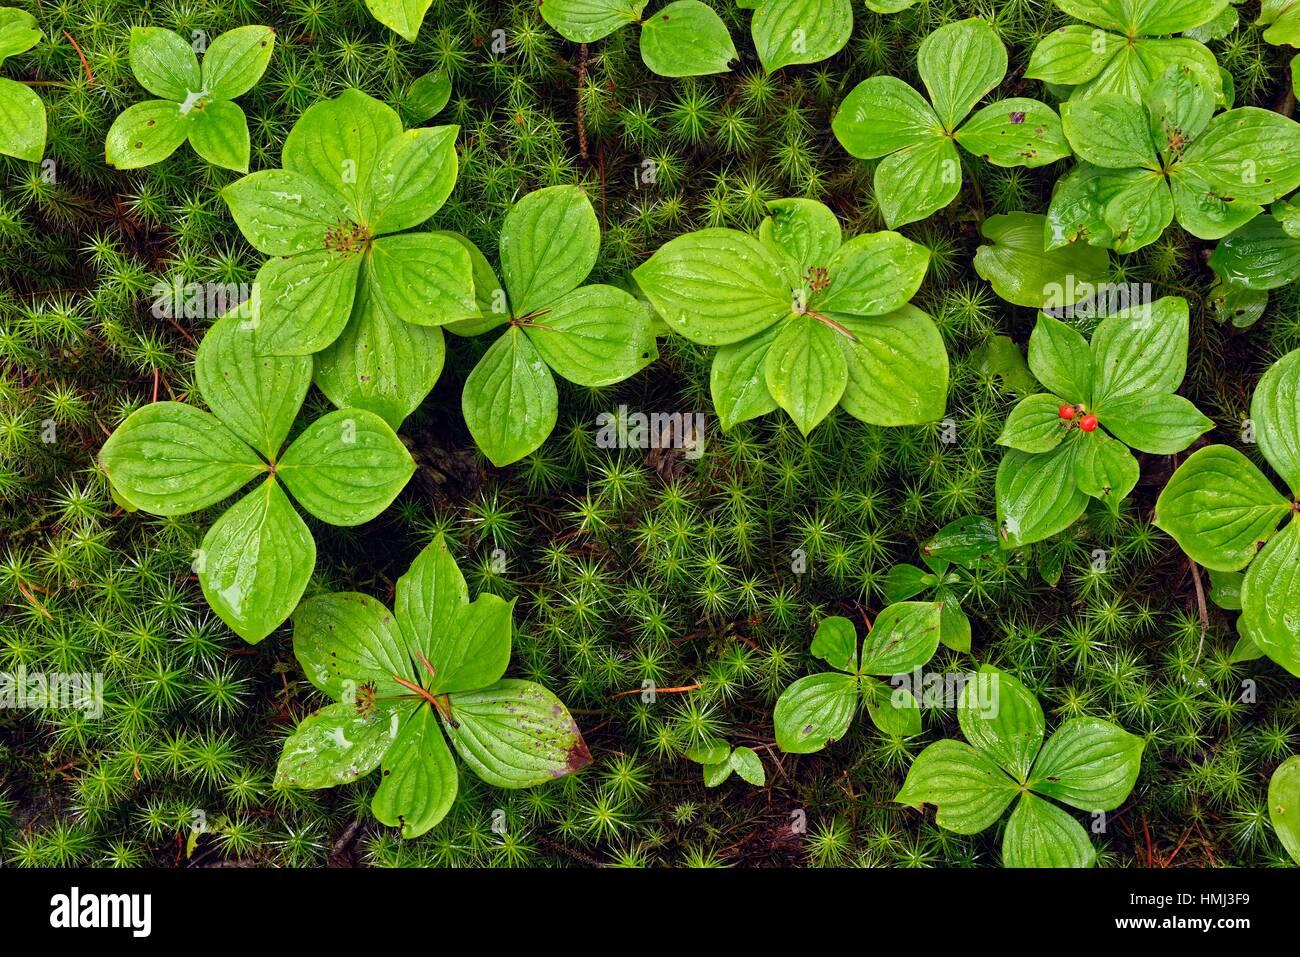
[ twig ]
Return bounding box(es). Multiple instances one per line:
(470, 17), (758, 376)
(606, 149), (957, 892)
(63, 31), (94, 88)
(575, 43), (589, 162)
(609, 683), (700, 700)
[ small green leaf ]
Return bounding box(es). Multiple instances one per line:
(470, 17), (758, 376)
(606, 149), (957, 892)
(187, 99), (249, 172)
(128, 26), (200, 101)
(1060, 94), (1157, 170)
(866, 682), (922, 737)
(833, 76), (942, 159)
(974, 212), (1110, 309)
(105, 100), (189, 169)
(752, 0), (853, 73)
(996, 443), (1089, 548)
(729, 747), (766, 786)
(277, 408), (415, 525)
(1029, 717), (1145, 811)
(1208, 215), (1300, 291)
(524, 284), (655, 386)
(221, 169), (349, 257)
(0, 78), (45, 161)
(773, 672), (859, 754)
(293, 591), (413, 701)
(764, 317), (848, 435)
(1154, 445), (1290, 571)
(368, 233), (476, 328)
(1029, 313), (1092, 406)
(1002, 792), (1096, 868)
(836, 305), (949, 426)
(1025, 26), (1111, 86)
(405, 70), (452, 122)
(883, 564), (932, 603)
(918, 18), (1007, 132)
(895, 739), (1020, 834)
(198, 479), (315, 644)
(922, 516), (1001, 568)
(424, 593), (515, 695)
(365, 0), (435, 42)
(954, 98), (1071, 168)
(818, 231), (929, 317)
(365, 126), (459, 235)
(1072, 432), (1140, 511)
(251, 250), (362, 356)
(761, 198), (842, 274)
(874, 134), (963, 229)
(1098, 392), (1212, 455)
(99, 402), (262, 515)
(858, 601), (941, 675)
(710, 322), (780, 431)
(997, 394), (1072, 453)
(276, 700), (401, 789)
(639, 0), (736, 77)
(501, 185), (599, 317)
(462, 327), (559, 467)
(201, 25), (275, 100)
(686, 739), (731, 765)
(445, 679), (591, 787)
(1182, 107), (1300, 206)
(539, 0), (648, 42)
(0, 9), (42, 67)
(372, 704), (458, 838)
(194, 311), (311, 460)
(1268, 756), (1300, 866)
(1252, 348), (1300, 495)
(393, 534), (467, 664)
(810, 615), (857, 673)
(958, 665), (1044, 782)
(1136, 0), (1230, 34)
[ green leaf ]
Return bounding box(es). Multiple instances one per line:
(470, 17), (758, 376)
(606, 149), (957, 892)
(105, 100), (188, 169)
(883, 564), (932, 603)
(293, 591), (412, 700)
(194, 311), (311, 460)
(685, 739), (731, 765)
(895, 739), (1020, 834)
(998, 394), (1072, 454)
(501, 185), (599, 316)
(1252, 348), (1300, 495)
(128, 26), (199, 101)
(810, 615), (858, 673)
(874, 134), (963, 229)
(1002, 792), (1096, 868)
(0, 9), (41, 66)
(1208, 215), (1300, 291)
(405, 70), (451, 122)
(729, 747), (766, 786)
(524, 284), (655, 386)
(996, 443), (1090, 548)
(539, 0), (648, 42)
(974, 212), (1110, 309)
(1155, 446), (1291, 571)
(283, 89), (402, 221)
(365, 0), (435, 42)
(633, 228), (790, 345)
(773, 672), (859, 754)
(1181, 107), (1300, 206)
(1060, 94), (1157, 170)
(187, 100), (249, 172)
(954, 98), (1071, 168)
(423, 594), (515, 695)
(1098, 392), (1212, 455)
(251, 250), (362, 356)
(1101, 169), (1174, 252)
(372, 704), (458, 838)
(393, 534), (467, 662)
(1029, 717), (1145, 811)
(1072, 432), (1140, 512)
(922, 516), (1001, 568)
(1044, 163), (1151, 250)
(1268, 756), (1300, 866)
(462, 327), (558, 467)
(1260, 0), (1300, 46)
(275, 700), (400, 789)
(99, 402), (262, 514)
(1136, 0), (1230, 34)
(313, 284), (446, 430)
(1241, 519), (1300, 677)
(1146, 63), (1215, 158)
(221, 169), (349, 257)
(368, 233), (476, 327)
(0, 78), (45, 161)
(1209, 567), (1244, 611)
(836, 305), (949, 426)
(277, 408), (414, 526)
(445, 679), (591, 787)
(1029, 313), (1092, 406)
(761, 198), (842, 274)
(858, 601), (941, 674)
(959, 665), (1044, 782)
(639, 1), (736, 77)
(1025, 26), (1112, 86)
(918, 18), (1007, 132)
(833, 76), (942, 158)
(764, 317), (847, 435)
(751, 0), (853, 73)
(1084, 37), (1221, 104)
(365, 126), (459, 235)
(710, 321), (780, 431)
(1169, 167), (1262, 241)
(198, 479), (315, 644)
(866, 682), (922, 737)
(817, 231), (929, 317)
(937, 595), (969, 650)
(201, 25), (275, 100)
(702, 760), (733, 786)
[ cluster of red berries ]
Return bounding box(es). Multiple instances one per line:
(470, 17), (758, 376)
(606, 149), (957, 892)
(1059, 404), (1098, 432)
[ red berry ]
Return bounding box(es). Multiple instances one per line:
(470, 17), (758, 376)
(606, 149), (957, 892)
(1079, 414), (1099, 432)
(1058, 405), (1075, 420)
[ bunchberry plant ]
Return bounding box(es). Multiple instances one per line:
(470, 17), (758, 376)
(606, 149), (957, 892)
(774, 604), (942, 752)
(98, 313), (415, 642)
(540, 0), (737, 77)
(996, 297), (1212, 548)
(833, 18), (1070, 228)
(1025, 0), (1226, 100)
(364, 0), (435, 41)
(885, 516), (1003, 652)
(749, 0), (852, 72)
(105, 26), (274, 173)
(974, 212), (1110, 309)
(1046, 66), (1300, 253)
(0, 8), (44, 161)
(276, 536), (590, 837)
(1272, 757), (1300, 865)
(685, 739), (765, 787)
(634, 198), (945, 434)
(221, 89), (474, 419)
(456, 185), (657, 466)
(1155, 349), (1300, 676)
(896, 665), (1145, 867)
